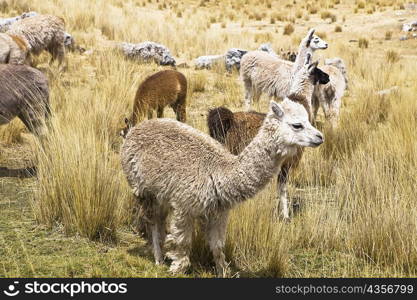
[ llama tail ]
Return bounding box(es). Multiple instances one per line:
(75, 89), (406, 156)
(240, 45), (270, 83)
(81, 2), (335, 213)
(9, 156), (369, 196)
(207, 106), (234, 144)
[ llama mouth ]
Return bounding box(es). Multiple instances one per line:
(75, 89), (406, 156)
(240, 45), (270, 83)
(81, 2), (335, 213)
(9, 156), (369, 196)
(310, 141), (323, 147)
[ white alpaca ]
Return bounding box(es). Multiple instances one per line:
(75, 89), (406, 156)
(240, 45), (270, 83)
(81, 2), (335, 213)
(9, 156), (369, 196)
(312, 58), (348, 127)
(121, 99), (323, 276)
(291, 29), (328, 74)
(240, 29), (328, 110)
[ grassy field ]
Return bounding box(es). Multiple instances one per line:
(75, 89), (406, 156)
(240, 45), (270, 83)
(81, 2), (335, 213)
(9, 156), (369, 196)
(0, 0), (416, 277)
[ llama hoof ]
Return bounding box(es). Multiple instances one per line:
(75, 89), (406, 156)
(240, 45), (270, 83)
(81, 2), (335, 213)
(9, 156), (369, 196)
(155, 257), (164, 265)
(216, 266), (231, 278)
(169, 257), (191, 274)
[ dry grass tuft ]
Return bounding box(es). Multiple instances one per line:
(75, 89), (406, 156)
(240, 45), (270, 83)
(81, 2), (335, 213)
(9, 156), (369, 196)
(283, 23), (295, 35)
(358, 37), (369, 48)
(385, 50), (400, 63)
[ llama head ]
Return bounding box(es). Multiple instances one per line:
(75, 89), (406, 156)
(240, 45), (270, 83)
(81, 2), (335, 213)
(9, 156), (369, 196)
(292, 54), (330, 89)
(64, 32), (74, 47)
(312, 65), (330, 85)
(305, 28), (328, 50)
(287, 51), (297, 62)
(120, 117), (133, 138)
(279, 48), (297, 62)
(267, 99), (324, 148)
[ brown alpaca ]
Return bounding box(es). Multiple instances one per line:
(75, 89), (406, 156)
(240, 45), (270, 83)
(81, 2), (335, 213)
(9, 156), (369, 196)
(121, 70), (187, 137)
(208, 106), (303, 221)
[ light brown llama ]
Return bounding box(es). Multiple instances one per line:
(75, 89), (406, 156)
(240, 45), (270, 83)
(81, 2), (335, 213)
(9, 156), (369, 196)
(312, 58), (348, 128)
(121, 99), (323, 276)
(120, 69), (187, 138)
(208, 57), (328, 221)
(0, 64), (50, 137)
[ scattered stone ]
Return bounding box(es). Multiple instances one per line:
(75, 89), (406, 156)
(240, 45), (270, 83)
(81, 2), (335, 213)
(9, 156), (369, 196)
(194, 55), (224, 69)
(119, 41), (176, 66)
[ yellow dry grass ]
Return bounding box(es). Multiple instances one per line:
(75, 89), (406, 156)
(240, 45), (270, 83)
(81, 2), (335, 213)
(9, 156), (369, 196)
(0, 0), (416, 277)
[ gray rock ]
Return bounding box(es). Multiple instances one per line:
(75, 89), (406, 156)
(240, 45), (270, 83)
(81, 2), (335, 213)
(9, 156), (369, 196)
(194, 54), (224, 69)
(0, 11), (38, 32)
(119, 41), (176, 66)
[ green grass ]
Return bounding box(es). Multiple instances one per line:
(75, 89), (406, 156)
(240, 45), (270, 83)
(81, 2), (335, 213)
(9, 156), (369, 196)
(0, 177), (178, 278)
(0, 176), (412, 278)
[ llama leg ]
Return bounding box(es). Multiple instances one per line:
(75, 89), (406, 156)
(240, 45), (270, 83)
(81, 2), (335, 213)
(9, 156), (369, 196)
(49, 42), (66, 68)
(277, 164), (290, 221)
(205, 211), (230, 277)
(252, 89), (262, 110)
(328, 98), (341, 128)
(56, 44), (66, 67)
(151, 214), (164, 265)
(243, 79), (253, 111)
(312, 95), (320, 122)
(165, 210), (193, 274)
(156, 107), (164, 118)
(148, 200), (168, 265)
(147, 110), (153, 120)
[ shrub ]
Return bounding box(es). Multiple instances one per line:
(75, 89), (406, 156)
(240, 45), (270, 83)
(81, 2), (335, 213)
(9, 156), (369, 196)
(321, 11), (332, 19)
(358, 38), (369, 48)
(385, 50), (400, 63)
(283, 23), (294, 35)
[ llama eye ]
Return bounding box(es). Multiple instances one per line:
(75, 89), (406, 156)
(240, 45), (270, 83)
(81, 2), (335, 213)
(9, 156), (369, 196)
(291, 123), (304, 130)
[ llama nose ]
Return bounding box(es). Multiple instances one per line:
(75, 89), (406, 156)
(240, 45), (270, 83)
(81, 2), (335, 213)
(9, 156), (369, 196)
(315, 133), (324, 143)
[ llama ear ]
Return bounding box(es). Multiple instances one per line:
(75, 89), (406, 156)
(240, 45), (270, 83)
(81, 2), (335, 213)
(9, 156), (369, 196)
(306, 28), (315, 46)
(270, 101), (284, 119)
(307, 28), (315, 39)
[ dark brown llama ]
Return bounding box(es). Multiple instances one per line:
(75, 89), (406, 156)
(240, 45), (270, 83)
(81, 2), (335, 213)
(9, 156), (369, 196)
(0, 64), (50, 137)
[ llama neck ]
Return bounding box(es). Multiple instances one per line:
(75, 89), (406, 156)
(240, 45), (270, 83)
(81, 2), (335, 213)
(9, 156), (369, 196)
(292, 46), (313, 74)
(216, 120), (288, 208)
(288, 79), (315, 121)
